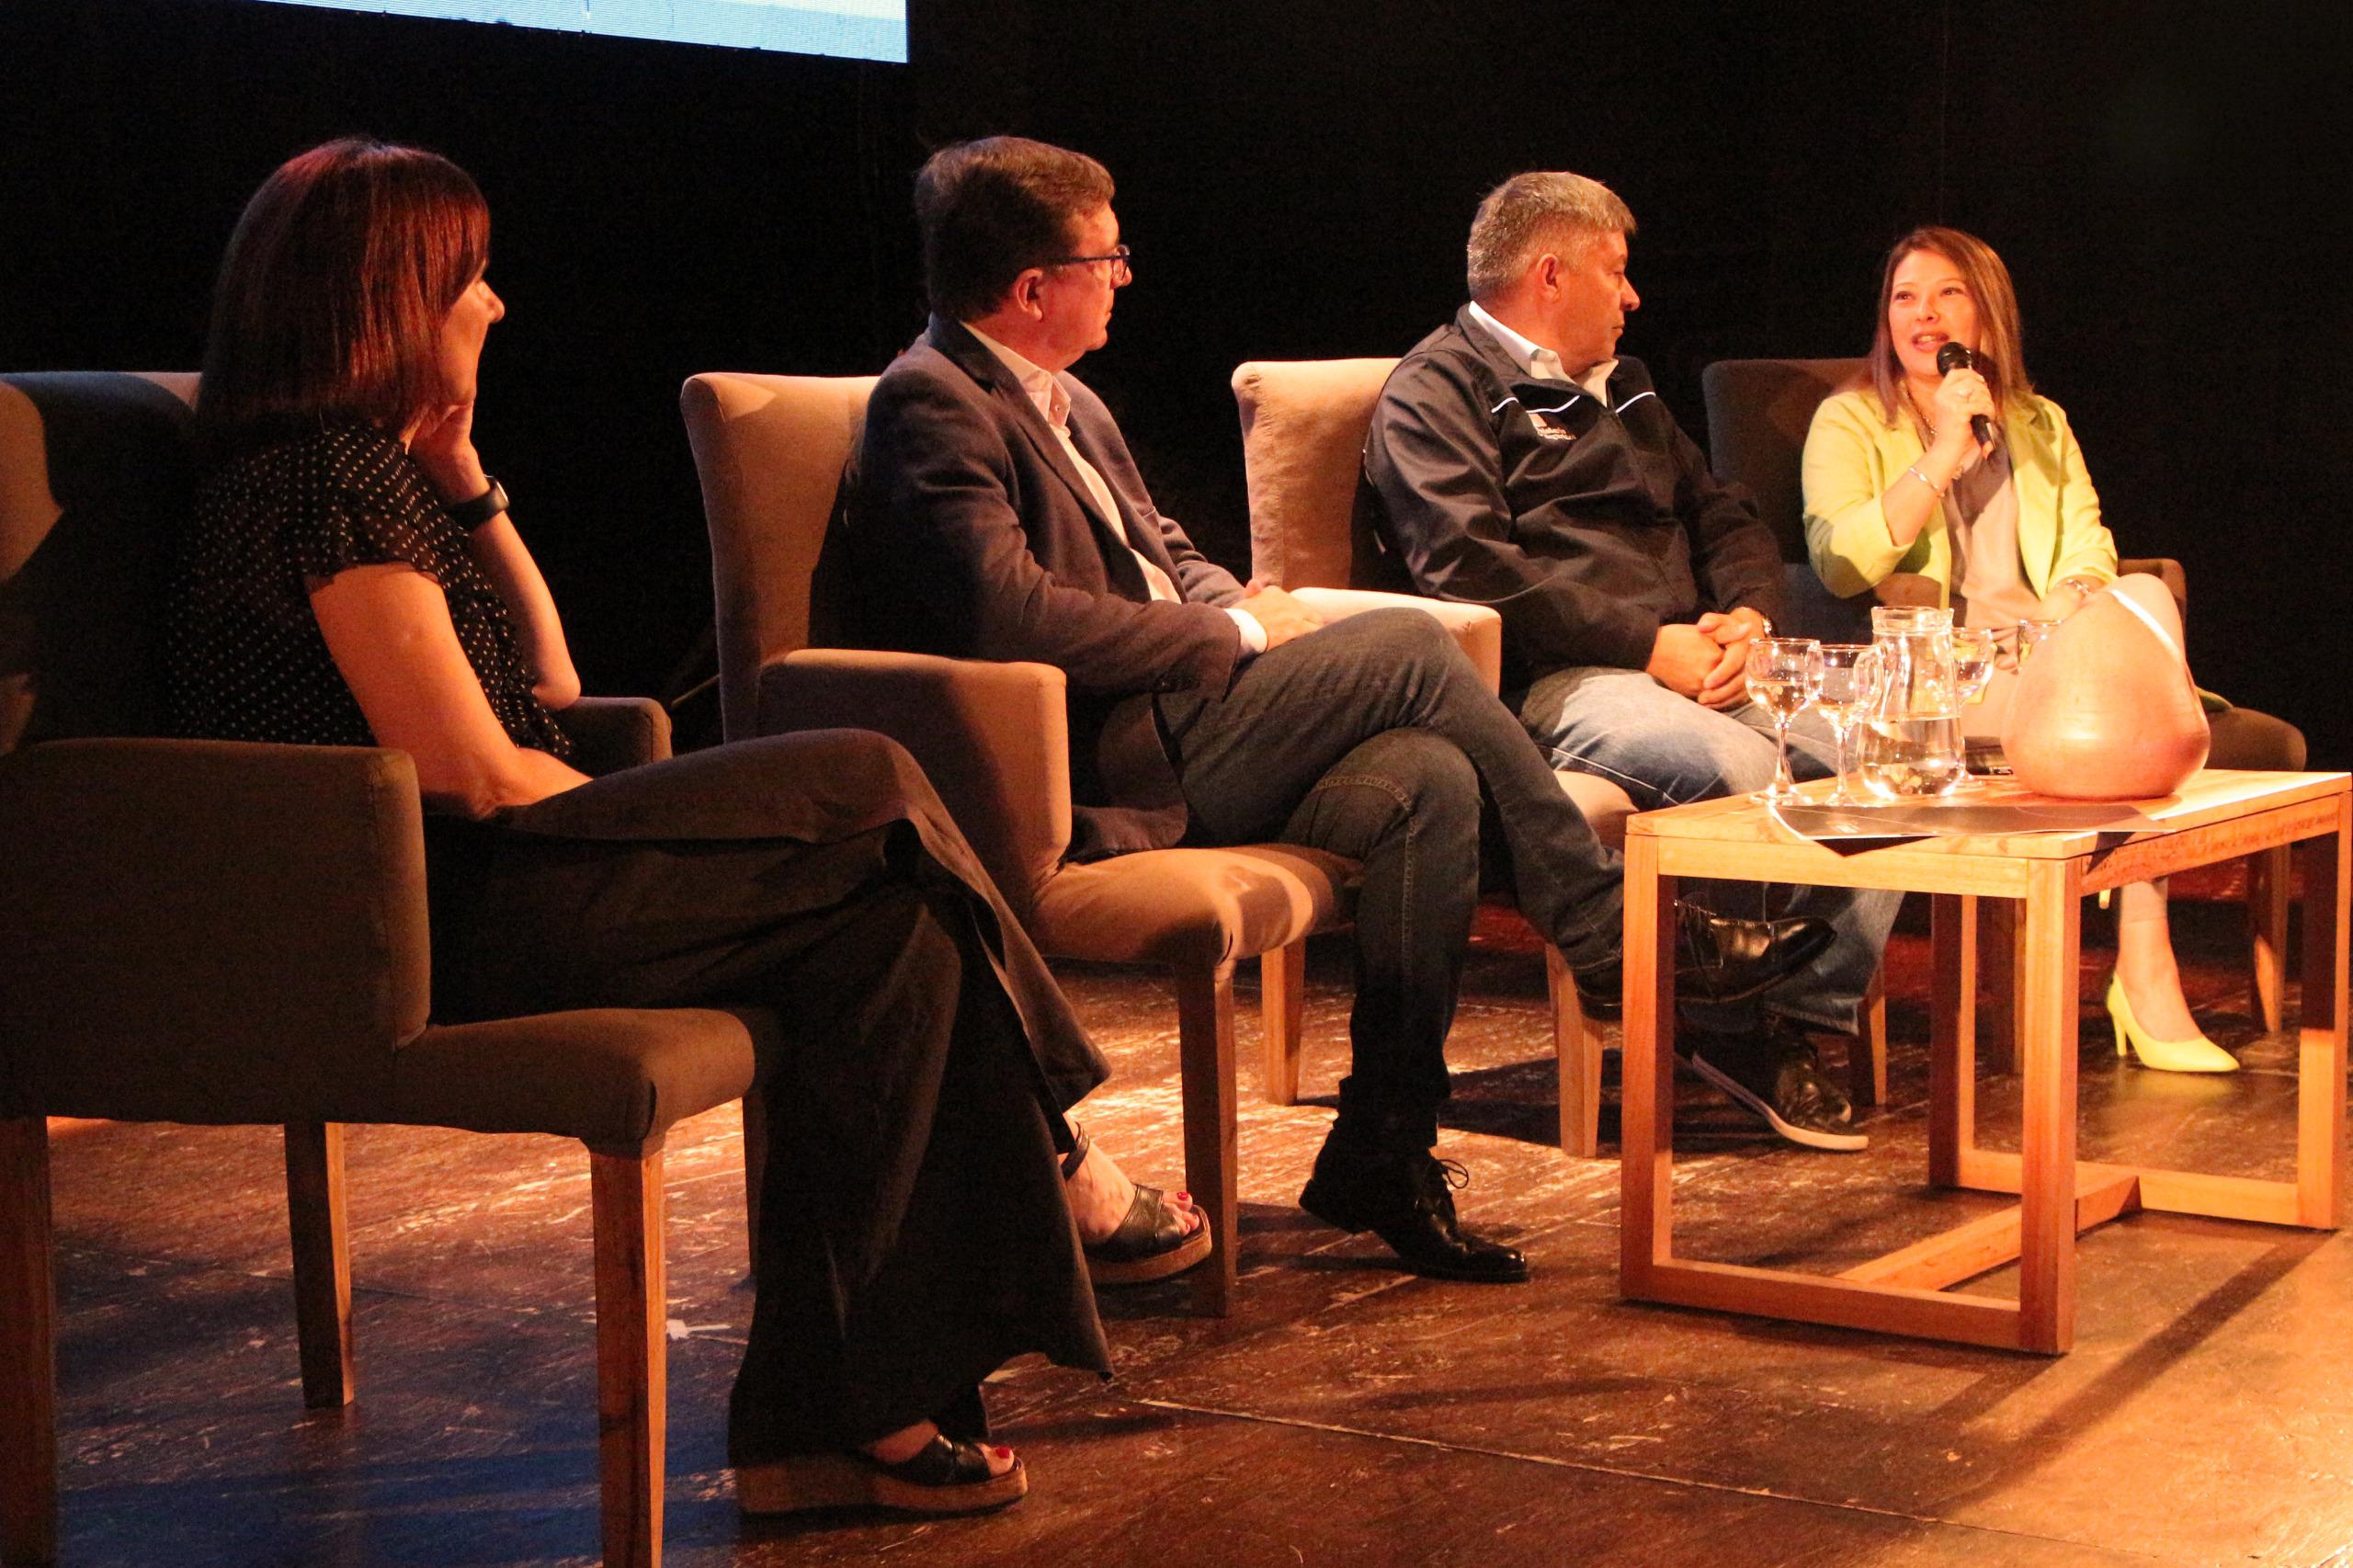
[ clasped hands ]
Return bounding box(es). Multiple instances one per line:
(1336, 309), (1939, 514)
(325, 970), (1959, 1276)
(1235, 580), (1324, 650)
(1650, 606), (1771, 710)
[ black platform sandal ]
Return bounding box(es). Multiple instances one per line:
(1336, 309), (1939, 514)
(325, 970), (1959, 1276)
(1064, 1123), (1213, 1286)
(736, 1432), (1027, 1517)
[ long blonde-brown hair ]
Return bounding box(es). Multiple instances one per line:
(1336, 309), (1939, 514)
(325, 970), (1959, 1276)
(1867, 225), (2033, 430)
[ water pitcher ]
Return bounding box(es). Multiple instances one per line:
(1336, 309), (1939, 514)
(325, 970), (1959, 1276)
(1856, 604), (1968, 799)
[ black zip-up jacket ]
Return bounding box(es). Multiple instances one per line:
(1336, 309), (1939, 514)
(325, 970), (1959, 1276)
(1356, 307), (1783, 688)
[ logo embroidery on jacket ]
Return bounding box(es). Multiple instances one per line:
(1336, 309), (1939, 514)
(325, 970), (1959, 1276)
(1527, 410), (1575, 443)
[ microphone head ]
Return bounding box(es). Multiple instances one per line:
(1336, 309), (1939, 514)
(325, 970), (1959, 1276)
(1935, 341), (1974, 375)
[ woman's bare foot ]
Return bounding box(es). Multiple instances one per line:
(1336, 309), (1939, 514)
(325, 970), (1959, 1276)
(863, 1420), (1016, 1478)
(2113, 879), (2201, 1041)
(1063, 1118), (1200, 1246)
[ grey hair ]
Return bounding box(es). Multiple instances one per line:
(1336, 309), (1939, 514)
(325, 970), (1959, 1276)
(1465, 171), (1636, 300)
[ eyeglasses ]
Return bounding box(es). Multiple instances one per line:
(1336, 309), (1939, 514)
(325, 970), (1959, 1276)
(1043, 244), (1132, 285)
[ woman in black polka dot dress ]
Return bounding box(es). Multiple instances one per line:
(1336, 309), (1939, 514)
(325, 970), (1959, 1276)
(168, 139), (1202, 1517)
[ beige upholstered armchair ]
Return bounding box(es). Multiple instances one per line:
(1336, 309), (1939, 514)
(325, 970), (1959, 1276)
(686, 370), (1405, 1316)
(1232, 358), (1890, 1145)
(0, 370), (768, 1568)
(1700, 357), (2302, 1057)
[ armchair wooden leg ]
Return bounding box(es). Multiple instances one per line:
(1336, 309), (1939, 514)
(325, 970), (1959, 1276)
(1259, 940), (1308, 1106)
(739, 1094), (767, 1283)
(1546, 946), (1603, 1157)
(2248, 846), (2290, 1034)
(1174, 960), (1239, 1317)
(591, 1142), (667, 1568)
(2, 1117), (57, 1567)
(1847, 967), (1890, 1108)
(283, 1121), (354, 1411)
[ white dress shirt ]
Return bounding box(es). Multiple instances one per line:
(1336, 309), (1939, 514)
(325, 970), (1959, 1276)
(1468, 300), (1617, 403)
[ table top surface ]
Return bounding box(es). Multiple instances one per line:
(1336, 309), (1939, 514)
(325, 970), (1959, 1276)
(1628, 768), (2347, 860)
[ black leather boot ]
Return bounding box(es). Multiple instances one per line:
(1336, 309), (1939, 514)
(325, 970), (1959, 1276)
(1299, 1122), (1529, 1284)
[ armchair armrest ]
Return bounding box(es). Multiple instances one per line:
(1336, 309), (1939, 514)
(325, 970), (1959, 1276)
(758, 649), (1071, 912)
(560, 694), (672, 775)
(2119, 557), (2188, 622)
(1290, 586), (1504, 694)
(0, 737), (429, 1123)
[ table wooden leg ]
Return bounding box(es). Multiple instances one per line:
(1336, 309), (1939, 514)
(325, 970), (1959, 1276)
(1619, 842), (1677, 1290)
(1978, 896), (2027, 1075)
(2017, 858), (2083, 1354)
(1929, 894), (1979, 1189)
(2295, 800), (2348, 1229)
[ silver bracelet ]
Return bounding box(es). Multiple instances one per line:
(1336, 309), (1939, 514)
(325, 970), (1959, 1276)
(1903, 463), (1947, 499)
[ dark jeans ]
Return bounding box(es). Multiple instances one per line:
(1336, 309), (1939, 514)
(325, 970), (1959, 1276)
(1155, 608), (1623, 1136)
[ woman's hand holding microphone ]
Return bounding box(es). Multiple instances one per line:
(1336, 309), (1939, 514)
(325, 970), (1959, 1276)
(1925, 353), (1995, 477)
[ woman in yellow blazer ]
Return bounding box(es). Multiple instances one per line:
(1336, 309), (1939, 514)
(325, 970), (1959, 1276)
(1801, 225), (2235, 1073)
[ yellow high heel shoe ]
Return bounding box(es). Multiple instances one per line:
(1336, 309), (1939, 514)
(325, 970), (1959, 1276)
(2106, 976), (2238, 1073)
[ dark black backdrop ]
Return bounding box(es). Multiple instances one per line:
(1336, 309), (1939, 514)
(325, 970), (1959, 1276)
(5, 0), (2347, 763)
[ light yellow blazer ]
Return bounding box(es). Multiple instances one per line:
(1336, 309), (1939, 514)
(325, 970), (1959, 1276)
(1801, 385), (2119, 603)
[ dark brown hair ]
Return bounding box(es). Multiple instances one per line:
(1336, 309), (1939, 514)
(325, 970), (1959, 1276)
(1867, 225), (2033, 428)
(198, 138), (489, 447)
(913, 136), (1114, 322)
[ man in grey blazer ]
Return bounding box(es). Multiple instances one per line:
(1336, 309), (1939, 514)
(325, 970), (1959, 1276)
(816, 137), (1826, 1284)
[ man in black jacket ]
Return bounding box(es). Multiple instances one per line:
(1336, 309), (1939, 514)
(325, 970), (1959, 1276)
(1359, 171), (1898, 1153)
(817, 138), (1830, 1282)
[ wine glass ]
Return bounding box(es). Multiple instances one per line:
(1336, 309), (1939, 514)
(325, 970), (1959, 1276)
(2013, 617), (2061, 666)
(1813, 643), (1875, 806)
(1745, 636), (1824, 804)
(1951, 626), (1998, 704)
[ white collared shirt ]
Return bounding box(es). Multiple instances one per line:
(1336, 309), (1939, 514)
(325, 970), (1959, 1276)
(965, 323), (1265, 653)
(1468, 300), (1616, 403)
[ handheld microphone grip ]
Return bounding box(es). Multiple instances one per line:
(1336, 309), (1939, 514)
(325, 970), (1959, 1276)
(1934, 341), (1997, 449)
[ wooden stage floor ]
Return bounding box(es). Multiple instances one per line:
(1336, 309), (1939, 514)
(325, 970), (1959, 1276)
(36, 869), (2353, 1566)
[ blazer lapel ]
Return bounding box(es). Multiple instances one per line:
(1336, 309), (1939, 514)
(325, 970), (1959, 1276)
(928, 317), (1138, 557)
(1063, 407), (1186, 585)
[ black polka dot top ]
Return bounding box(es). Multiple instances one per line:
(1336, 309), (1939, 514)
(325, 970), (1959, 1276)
(168, 424), (573, 761)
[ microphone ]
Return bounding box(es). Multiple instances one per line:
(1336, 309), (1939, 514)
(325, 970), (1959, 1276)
(1934, 341), (1996, 450)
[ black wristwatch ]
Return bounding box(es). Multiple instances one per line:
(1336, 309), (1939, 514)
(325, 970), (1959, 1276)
(445, 476), (509, 529)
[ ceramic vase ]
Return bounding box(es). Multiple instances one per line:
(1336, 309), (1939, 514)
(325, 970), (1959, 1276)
(2001, 574), (2208, 800)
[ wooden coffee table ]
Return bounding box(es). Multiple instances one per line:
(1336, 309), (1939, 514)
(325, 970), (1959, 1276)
(1619, 769), (2348, 1353)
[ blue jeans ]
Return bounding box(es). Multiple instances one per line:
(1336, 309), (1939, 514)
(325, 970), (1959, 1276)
(1515, 665), (1899, 1034)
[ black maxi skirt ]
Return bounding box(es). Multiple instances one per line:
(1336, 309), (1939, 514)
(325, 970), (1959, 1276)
(420, 728), (1113, 1459)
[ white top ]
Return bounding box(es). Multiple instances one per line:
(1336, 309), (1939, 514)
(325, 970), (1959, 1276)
(1942, 439), (2039, 740)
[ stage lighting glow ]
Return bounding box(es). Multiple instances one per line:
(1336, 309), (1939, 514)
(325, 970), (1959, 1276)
(240, 0), (906, 62)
